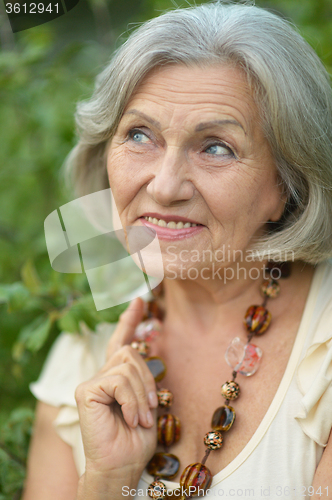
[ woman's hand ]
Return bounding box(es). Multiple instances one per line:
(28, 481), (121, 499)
(75, 297), (158, 487)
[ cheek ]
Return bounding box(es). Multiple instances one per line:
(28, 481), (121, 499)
(107, 144), (132, 180)
(107, 152), (131, 210)
(205, 166), (278, 230)
(107, 149), (147, 217)
(206, 168), (256, 219)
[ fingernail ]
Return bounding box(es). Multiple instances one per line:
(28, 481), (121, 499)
(133, 414), (138, 427)
(146, 410), (154, 426)
(148, 391), (158, 408)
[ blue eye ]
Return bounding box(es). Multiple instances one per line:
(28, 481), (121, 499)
(205, 143), (233, 156)
(129, 129), (150, 143)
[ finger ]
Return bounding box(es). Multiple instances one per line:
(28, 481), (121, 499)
(75, 374), (138, 427)
(94, 373), (140, 428)
(79, 369), (153, 429)
(111, 362), (155, 428)
(106, 346), (159, 409)
(106, 297), (146, 359)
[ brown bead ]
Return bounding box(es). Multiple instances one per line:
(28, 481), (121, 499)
(244, 305), (271, 335)
(211, 405), (236, 431)
(180, 463), (212, 496)
(130, 340), (150, 358)
(151, 282), (164, 298)
(220, 381), (240, 401)
(204, 431), (223, 450)
(143, 300), (165, 321)
(260, 279), (280, 299)
(266, 261), (291, 279)
(147, 452), (180, 479)
(158, 414), (181, 446)
(145, 356), (167, 382)
(148, 480), (166, 499)
(157, 388), (173, 408)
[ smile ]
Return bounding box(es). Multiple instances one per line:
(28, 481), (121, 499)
(143, 216), (199, 229)
(140, 216), (204, 241)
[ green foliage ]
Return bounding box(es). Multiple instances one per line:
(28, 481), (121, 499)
(0, 0), (331, 496)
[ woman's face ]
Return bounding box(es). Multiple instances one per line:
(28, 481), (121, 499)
(107, 64), (285, 278)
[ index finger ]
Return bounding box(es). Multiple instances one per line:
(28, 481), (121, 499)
(106, 296), (146, 360)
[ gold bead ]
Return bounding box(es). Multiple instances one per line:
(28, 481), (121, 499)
(260, 279), (280, 299)
(130, 340), (150, 357)
(204, 431), (223, 450)
(148, 480), (166, 499)
(221, 381), (240, 400)
(157, 388), (173, 408)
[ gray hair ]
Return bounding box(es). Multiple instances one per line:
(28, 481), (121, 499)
(65, 1), (332, 264)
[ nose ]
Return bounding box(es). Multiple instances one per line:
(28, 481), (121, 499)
(146, 148), (195, 206)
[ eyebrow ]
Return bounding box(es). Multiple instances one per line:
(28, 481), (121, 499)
(195, 119), (245, 134)
(124, 110), (245, 135)
(124, 109), (161, 129)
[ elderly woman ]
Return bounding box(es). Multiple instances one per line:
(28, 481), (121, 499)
(23, 2), (332, 499)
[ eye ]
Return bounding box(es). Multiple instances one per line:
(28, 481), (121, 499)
(128, 129), (151, 144)
(204, 143), (234, 157)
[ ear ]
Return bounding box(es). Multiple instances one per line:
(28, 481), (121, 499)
(269, 189), (288, 222)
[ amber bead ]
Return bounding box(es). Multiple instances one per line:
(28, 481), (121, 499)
(244, 305), (271, 335)
(130, 340), (150, 358)
(158, 414), (181, 446)
(260, 279), (280, 299)
(221, 381), (240, 400)
(146, 356), (167, 382)
(180, 463), (212, 497)
(143, 300), (165, 321)
(211, 405), (236, 431)
(147, 452), (180, 479)
(151, 282), (164, 298)
(204, 431), (223, 450)
(148, 480), (167, 499)
(157, 388), (173, 408)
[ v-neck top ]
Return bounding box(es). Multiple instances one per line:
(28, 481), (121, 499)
(30, 261), (332, 499)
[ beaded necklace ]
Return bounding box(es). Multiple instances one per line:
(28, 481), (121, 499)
(131, 262), (290, 499)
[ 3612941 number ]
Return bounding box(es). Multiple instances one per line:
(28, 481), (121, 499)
(5, 3), (59, 14)
(275, 486), (329, 496)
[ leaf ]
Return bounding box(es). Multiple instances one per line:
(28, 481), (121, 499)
(97, 302), (128, 323)
(20, 260), (41, 293)
(56, 296), (128, 333)
(57, 309), (79, 333)
(1, 408), (34, 447)
(0, 283), (30, 311)
(13, 316), (52, 359)
(57, 296), (99, 333)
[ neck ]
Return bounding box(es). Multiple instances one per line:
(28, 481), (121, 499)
(161, 259), (270, 336)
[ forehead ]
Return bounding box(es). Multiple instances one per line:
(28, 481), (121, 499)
(124, 63), (258, 133)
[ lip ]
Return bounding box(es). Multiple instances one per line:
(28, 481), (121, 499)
(139, 217), (204, 241)
(140, 212), (202, 225)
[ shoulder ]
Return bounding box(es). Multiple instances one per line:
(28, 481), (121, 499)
(311, 429), (332, 493)
(310, 260), (332, 338)
(316, 259), (332, 292)
(295, 260), (332, 448)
